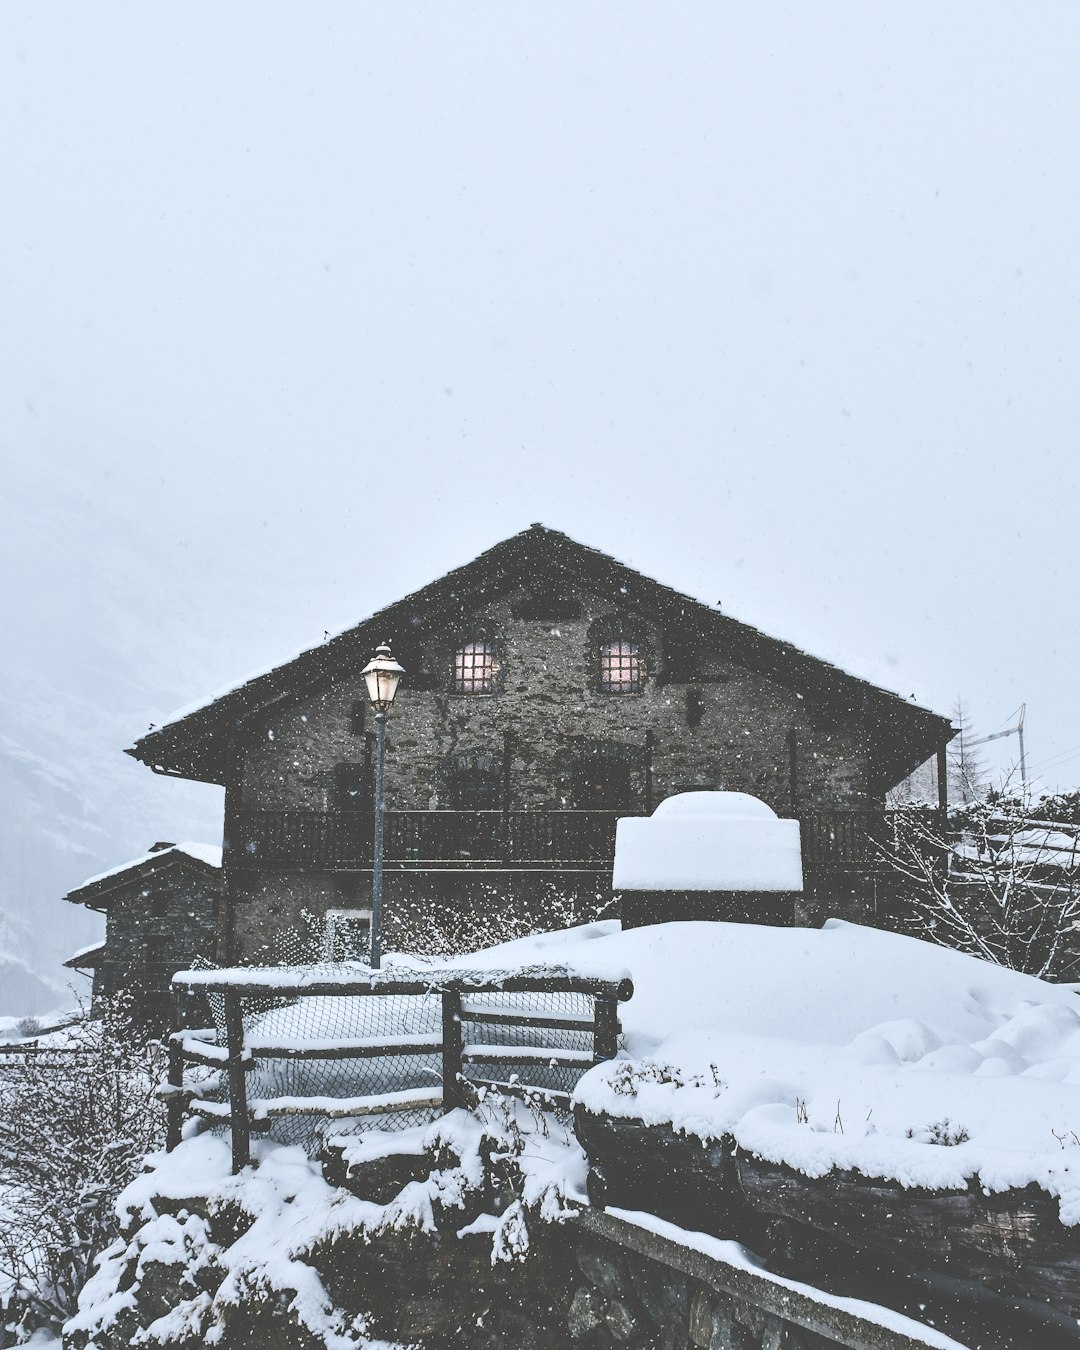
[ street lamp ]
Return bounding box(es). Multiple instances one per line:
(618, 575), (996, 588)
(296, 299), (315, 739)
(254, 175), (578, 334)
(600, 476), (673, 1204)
(361, 642), (404, 968)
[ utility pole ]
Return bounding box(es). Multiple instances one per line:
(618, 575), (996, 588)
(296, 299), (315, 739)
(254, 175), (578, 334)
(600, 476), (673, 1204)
(967, 704), (1027, 798)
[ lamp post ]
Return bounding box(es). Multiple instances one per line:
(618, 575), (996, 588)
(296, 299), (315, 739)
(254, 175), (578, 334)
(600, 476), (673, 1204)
(361, 642), (404, 969)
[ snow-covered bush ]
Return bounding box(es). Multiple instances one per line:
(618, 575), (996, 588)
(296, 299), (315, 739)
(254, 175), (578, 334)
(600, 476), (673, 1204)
(0, 995), (166, 1340)
(885, 797), (1080, 980)
(264, 882), (615, 966)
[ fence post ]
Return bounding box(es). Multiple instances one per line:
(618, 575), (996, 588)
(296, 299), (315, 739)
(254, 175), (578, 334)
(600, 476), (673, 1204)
(593, 993), (619, 1063)
(166, 983), (186, 1151)
(224, 991), (251, 1172)
(441, 988), (463, 1112)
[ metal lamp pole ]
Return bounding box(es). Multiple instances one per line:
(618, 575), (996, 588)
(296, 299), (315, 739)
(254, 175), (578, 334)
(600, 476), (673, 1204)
(361, 643), (404, 969)
(371, 708), (388, 968)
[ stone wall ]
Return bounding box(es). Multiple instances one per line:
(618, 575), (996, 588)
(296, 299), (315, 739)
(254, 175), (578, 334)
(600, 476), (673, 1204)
(223, 582), (875, 958)
(69, 1180), (931, 1350)
(95, 863), (220, 1026)
(230, 868), (612, 963)
(236, 588), (871, 818)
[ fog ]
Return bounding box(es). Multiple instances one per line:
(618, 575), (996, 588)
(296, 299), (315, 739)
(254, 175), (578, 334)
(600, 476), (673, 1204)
(2, 3), (1078, 1007)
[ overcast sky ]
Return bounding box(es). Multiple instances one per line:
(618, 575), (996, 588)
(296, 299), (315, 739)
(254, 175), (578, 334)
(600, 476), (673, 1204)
(2, 3), (1080, 978)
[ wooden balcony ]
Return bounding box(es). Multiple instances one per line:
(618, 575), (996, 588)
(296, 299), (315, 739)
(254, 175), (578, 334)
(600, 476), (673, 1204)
(230, 809), (633, 871)
(229, 807), (940, 875)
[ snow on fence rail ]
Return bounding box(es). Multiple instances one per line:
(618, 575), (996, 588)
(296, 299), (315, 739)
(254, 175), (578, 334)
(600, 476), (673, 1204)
(164, 963), (633, 1172)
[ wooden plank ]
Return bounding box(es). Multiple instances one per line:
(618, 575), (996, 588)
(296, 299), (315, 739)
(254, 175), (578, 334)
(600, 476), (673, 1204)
(458, 1004), (597, 1031)
(574, 1207), (950, 1350)
(173, 971), (634, 1001)
(461, 1044), (596, 1068)
(247, 1034), (441, 1061)
(593, 993), (619, 1062)
(464, 1078), (572, 1109)
(188, 1098), (232, 1120)
(165, 1039), (185, 1150)
(180, 1041), (251, 1071)
(169, 1027), (217, 1044)
(442, 989), (463, 1112)
(224, 991), (250, 1173)
(249, 1089), (443, 1120)
(166, 985), (186, 1151)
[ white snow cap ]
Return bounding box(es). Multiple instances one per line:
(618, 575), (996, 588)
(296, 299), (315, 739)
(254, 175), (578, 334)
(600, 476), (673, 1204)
(74, 842), (223, 892)
(613, 791), (803, 892)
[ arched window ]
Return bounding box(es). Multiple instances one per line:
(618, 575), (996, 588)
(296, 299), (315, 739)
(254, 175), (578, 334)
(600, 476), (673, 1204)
(599, 640), (642, 694)
(453, 640), (496, 694)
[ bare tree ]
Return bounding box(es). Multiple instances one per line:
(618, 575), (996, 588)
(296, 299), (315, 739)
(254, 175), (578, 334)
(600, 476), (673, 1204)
(0, 996), (166, 1340)
(886, 795), (1080, 980)
(948, 699), (988, 807)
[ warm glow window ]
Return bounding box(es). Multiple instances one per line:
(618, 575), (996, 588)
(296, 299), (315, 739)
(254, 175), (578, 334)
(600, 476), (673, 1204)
(599, 640), (642, 693)
(453, 641), (496, 694)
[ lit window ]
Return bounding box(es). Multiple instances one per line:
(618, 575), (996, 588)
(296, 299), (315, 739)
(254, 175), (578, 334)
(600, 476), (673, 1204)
(453, 641), (496, 694)
(599, 640), (641, 693)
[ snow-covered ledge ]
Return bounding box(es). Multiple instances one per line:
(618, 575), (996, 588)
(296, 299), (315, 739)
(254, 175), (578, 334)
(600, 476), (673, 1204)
(612, 791), (803, 893)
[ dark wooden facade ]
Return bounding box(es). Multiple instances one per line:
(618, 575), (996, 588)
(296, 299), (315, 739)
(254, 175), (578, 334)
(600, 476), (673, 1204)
(127, 526), (954, 961)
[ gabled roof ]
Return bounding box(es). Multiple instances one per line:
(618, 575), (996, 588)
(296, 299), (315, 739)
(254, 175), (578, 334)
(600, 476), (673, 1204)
(126, 524), (954, 792)
(64, 842), (222, 910)
(64, 942), (106, 970)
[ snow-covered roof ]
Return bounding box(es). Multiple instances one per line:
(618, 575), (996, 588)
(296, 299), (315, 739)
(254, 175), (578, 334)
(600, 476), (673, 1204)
(64, 941), (106, 968)
(126, 525), (954, 788)
(65, 842), (222, 905)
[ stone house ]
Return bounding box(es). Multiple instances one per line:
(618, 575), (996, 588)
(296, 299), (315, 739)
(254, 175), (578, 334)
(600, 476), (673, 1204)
(126, 525), (953, 963)
(64, 842), (222, 1025)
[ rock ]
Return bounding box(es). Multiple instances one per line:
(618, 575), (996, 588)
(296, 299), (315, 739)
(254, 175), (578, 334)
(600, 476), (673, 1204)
(604, 1296), (641, 1342)
(577, 1242), (630, 1300)
(635, 1261), (690, 1344)
(690, 1289), (737, 1348)
(568, 1286), (607, 1338)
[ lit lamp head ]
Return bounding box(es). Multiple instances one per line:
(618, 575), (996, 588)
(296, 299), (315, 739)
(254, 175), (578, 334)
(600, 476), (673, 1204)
(362, 643), (405, 713)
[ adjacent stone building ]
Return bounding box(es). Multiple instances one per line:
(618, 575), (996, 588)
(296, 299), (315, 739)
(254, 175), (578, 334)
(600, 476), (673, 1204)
(64, 842), (222, 1025)
(125, 526), (953, 963)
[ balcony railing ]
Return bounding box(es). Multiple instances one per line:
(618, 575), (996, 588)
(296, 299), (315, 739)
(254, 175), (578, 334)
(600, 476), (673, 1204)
(230, 809), (633, 870)
(230, 807), (940, 874)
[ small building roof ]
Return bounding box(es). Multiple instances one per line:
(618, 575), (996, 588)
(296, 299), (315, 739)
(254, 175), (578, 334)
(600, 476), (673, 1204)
(64, 942), (106, 969)
(64, 842), (222, 910)
(126, 525), (954, 793)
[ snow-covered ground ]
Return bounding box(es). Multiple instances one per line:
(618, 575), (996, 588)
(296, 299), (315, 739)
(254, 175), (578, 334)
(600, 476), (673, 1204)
(69, 916), (1080, 1349)
(455, 918), (1080, 1222)
(187, 917), (1080, 1223)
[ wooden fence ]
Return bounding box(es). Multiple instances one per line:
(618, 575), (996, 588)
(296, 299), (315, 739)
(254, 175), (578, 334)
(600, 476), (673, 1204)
(164, 968), (633, 1172)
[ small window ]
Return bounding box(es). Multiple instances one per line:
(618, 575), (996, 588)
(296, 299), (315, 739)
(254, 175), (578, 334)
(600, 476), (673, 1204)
(324, 909), (372, 962)
(599, 640), (642, 693)
(453, 640), (496, 695)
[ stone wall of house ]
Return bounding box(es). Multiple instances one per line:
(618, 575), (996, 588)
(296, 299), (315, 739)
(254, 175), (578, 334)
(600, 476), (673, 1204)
(229, 868), (613, 963)
(235, 587), (872, 819)
(221, 584), (876, 961)
(95, 864), (220, 1025)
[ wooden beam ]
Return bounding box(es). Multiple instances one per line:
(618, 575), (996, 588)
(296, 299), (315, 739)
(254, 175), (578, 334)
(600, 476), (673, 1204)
(224, 992), (251, 1173)
(441, 989), (464, 1112)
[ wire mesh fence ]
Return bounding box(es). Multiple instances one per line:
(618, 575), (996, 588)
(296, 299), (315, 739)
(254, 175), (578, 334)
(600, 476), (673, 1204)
(170, 964), (630, 1162)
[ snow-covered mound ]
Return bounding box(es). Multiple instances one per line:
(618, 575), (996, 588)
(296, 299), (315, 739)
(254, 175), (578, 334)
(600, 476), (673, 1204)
(612, 790), (803, 892)
(465, 919), (1080, 1223)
